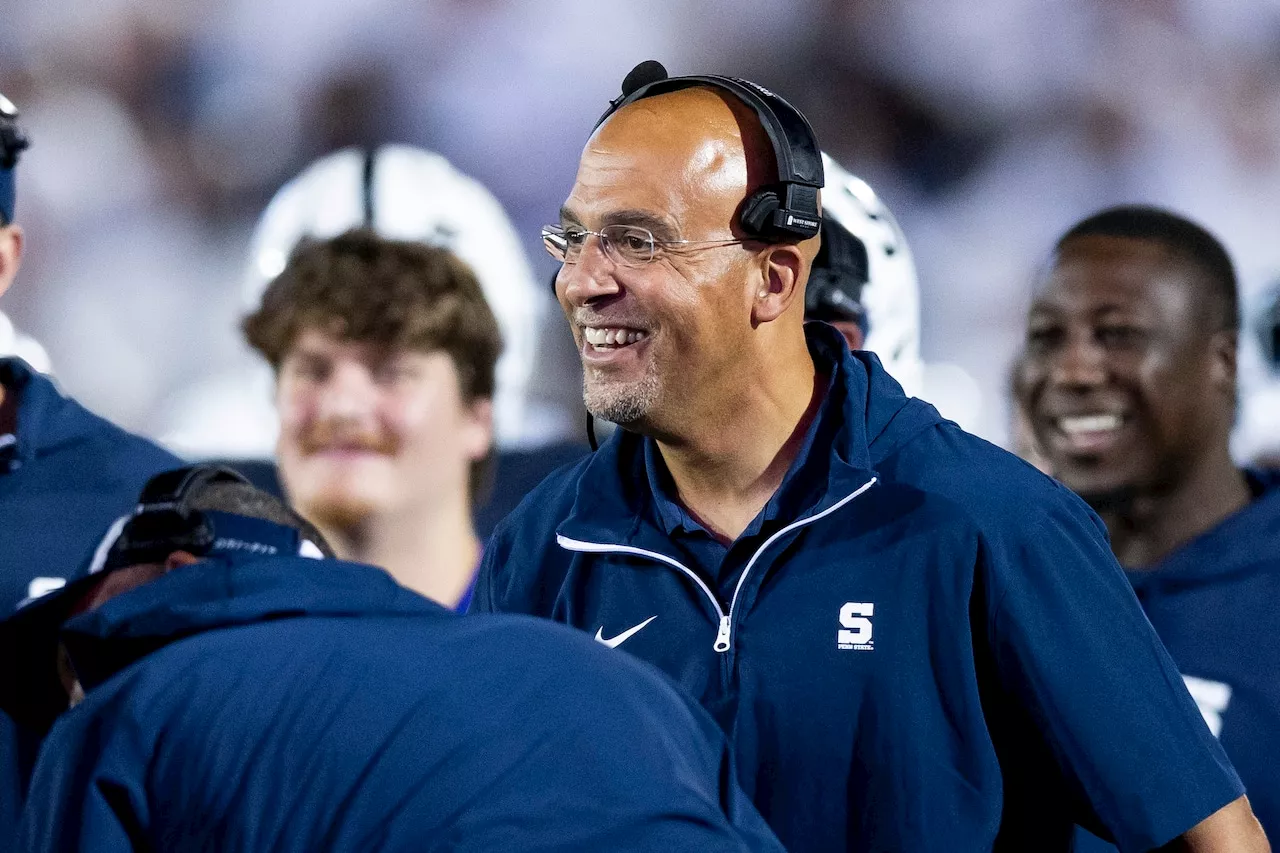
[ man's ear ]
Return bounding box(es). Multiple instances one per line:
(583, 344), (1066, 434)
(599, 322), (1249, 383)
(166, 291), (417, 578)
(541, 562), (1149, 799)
(163, 550), (201, 572)
(463, 397), (495, 462)
(751, 244), (805, 325)
(0, 225), (24, 301)
(1208, 328), (1237, 394)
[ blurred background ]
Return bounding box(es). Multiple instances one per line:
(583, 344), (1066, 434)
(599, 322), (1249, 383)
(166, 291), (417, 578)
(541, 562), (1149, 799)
(3, 0), (1280, 456)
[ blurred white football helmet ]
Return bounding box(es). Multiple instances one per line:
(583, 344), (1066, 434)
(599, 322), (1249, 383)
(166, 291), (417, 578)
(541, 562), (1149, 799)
(242, 144), (545, 449)
(809, 153), (923, 397)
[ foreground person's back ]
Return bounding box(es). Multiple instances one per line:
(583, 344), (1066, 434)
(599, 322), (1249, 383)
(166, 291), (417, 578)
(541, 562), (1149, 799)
(14, 553), (781, 852)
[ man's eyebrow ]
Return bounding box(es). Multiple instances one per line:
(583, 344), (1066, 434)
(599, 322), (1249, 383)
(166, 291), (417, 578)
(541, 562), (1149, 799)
(601, 209), (678, 240)
(559, 205), (582, 226)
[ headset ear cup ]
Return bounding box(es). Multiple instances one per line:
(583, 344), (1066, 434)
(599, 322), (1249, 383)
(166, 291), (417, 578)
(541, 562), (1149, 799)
(740, 189), (781, 239)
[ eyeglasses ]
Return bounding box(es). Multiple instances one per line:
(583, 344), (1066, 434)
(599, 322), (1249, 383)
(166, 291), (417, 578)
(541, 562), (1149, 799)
(541, 223), (748, 267)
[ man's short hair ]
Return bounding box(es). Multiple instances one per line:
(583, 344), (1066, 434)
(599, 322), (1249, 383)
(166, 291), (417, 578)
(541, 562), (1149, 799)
(188, 480), (336, 559)
(1056, 205), (1239, 333)
(242, 229), (502, 498)
(243, 228), (501, 401)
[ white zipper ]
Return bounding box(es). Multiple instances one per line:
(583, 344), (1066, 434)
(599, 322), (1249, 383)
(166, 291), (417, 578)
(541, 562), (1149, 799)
(556, 475), (877, 654)
(725, 476), (878, 644)
(555, 536), (727, 627)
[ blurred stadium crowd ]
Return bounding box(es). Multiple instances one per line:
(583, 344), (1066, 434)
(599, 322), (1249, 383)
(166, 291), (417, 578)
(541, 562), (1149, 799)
(3, 0), (1280, 461)
(4, 1), (1280, 849)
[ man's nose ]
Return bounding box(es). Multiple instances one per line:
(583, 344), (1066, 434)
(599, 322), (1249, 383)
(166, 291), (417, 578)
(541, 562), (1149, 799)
(315, 364), (378, 422)
(1049, 332), (1109, 389)
(558, 234), (622, 306)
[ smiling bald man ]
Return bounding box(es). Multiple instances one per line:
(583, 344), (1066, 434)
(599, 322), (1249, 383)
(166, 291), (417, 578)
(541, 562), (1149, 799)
(474, 67), (1268, 852)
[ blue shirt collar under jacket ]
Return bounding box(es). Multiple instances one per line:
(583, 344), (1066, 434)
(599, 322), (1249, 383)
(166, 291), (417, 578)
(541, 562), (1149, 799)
(641, 364), (841, 541)
(556, 323), (931, 551)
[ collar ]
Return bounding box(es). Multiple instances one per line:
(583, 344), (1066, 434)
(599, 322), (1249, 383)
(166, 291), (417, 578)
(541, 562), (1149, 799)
(558, 324), (880, 549)
(642, 366), (841, 539)
(0, 356), (96, 464)
(1127, 469), (1280, 590)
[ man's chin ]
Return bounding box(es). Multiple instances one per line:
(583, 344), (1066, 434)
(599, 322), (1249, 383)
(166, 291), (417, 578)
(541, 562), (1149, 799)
(296, 492), (383, 531)
(1050, 465), (1138, 512)
(582, 382), (659, 429)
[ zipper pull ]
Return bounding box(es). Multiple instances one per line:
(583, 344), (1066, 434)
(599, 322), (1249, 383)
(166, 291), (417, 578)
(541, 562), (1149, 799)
(713, 615), (732, 653)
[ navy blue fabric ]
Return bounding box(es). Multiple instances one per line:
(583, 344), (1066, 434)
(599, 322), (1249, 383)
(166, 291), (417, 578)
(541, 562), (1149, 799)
(1076, 468), (1280, 851)
(0, 357), (181, 613)
(642, 368), (839, 599)
(475, 322), (1245, 853)
(17, 554), (782, 852)
(0, 357), (180, 846)
(0, 166), (13, 225)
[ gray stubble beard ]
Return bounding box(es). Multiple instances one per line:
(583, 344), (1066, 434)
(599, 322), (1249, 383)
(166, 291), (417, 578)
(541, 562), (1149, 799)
(582, 364), (661, 427)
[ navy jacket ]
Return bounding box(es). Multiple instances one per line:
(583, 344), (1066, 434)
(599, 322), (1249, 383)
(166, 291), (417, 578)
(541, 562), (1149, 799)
(475, 324), (1244, 853)
(0, 357), (179, 843)
(1077, 469), (1280, 851)
(0, 357), (181, 613)
(17, 555), (782, 852)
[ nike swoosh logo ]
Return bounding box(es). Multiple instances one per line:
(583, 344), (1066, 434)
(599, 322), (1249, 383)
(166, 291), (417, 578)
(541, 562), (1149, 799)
(594, 615), (657, 649)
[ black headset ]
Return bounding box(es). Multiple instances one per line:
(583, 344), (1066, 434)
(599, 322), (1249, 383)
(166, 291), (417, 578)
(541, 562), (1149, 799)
(594, 61), (823, 243)
(0, 93), (27, 170)
(102, 464), (312, 571)
(805, 218), (870, 329)
(0, 92), (28, 225)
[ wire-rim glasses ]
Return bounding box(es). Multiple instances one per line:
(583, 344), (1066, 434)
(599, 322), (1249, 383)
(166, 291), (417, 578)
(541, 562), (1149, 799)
(542, 223), (748, 267)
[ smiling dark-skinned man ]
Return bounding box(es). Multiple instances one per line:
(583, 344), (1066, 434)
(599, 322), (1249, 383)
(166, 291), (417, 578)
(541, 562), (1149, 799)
(1015, 205), (1280, 850)
(473, 64), (1269, 852)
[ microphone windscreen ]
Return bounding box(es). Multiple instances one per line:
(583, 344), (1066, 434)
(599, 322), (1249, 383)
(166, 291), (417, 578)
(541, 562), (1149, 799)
(621, 60), (668, 96)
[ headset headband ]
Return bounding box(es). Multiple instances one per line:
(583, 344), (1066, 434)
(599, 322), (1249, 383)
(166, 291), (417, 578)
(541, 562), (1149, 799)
(100, 464), (319, 571)
(593, 63), (823, 242)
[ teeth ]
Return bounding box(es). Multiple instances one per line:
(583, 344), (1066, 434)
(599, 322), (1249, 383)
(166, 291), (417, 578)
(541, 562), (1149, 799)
(584, 327), (648, 347)
(1059, 414), (1122, 434)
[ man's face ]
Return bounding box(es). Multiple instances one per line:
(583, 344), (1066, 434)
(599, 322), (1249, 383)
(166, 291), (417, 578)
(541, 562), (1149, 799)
(554, 94), (766, 430)
(1014, 235), (1232, 501)
(0, 223), (23, 301)
(275, 328), (492, 528)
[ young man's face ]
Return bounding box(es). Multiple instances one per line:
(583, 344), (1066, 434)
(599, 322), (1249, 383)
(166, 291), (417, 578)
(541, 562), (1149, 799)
(274, 328), (492, 529)
(1013, 235), (1233, 503)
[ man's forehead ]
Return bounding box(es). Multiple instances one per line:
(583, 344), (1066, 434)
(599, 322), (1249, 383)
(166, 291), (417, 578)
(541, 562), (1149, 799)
(1033, 236), (1196, 315)
(290, 328), (431, 360)
(568, 88), (762, 216)
(565, 137), (749, 234)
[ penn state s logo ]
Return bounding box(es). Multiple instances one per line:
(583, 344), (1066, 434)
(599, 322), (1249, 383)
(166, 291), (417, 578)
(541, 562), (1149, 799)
(837, 602), (874, 651)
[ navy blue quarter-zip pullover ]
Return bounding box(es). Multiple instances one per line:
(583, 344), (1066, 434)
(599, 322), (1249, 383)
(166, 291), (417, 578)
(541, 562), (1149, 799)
(474, 322), (1244, 852)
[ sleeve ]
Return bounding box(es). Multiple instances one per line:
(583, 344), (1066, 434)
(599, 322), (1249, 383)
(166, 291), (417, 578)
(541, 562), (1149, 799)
(18, 698), (153, 852)
(983, 498), (1243, 853)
